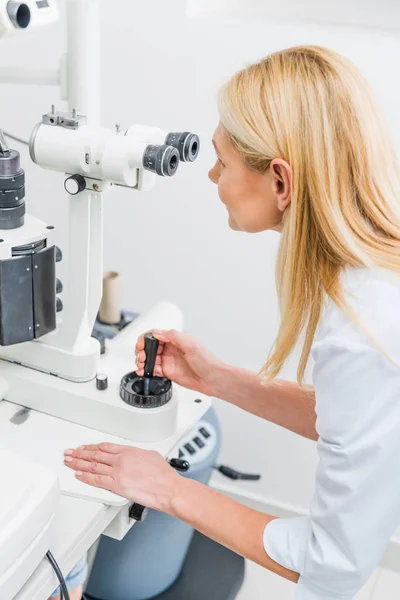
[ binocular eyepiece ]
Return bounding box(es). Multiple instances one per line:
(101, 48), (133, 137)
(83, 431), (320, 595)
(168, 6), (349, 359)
(143, 132), (200, 177)
(7, 2), (31, 29)
(165, 132), (200, 163)
(143, 145), (180, 177)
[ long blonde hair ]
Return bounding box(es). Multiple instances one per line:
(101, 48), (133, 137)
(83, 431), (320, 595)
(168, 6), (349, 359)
(218, 45), (400, 384)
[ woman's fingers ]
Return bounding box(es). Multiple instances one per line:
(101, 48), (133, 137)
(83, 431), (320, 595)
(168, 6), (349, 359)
(75, 471), (115, 492)
(136, 353), (162, 366)
(64, 448), (117, 466)
(75, 442), (121, 453)
(136, 365), (164, 377)
(64, 456), (115, 477)
(136, 331), (165, 353)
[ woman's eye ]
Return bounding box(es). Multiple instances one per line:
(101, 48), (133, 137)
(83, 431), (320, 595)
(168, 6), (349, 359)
(218, 158), (226, 168)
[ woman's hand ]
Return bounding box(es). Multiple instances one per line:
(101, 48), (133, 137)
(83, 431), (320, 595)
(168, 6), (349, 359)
(63, 446), (297, 585)
(135, 329), (227, 397)
(64, 443), (180, 513)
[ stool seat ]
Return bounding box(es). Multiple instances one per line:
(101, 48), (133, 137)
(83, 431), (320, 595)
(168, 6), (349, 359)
(85, 531), (245, 600)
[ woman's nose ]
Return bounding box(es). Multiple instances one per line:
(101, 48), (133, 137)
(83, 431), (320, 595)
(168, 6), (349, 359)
(208, 163), (219, 185)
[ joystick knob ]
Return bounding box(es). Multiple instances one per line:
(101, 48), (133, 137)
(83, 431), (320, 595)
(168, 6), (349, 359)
(120, 333), (172, 408)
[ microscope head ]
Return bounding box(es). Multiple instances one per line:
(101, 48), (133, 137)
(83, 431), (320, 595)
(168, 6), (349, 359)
(0, 0), (58, 37)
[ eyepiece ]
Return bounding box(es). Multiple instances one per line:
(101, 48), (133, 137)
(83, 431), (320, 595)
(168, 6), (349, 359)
(143, 144), (180, 177)
(7, 2), (31, 29)
(165, 132), (200, 163)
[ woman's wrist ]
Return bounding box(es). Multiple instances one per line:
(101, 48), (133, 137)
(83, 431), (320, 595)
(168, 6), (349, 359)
(168, 476), (199, 520)
(205, 362), (237, 399)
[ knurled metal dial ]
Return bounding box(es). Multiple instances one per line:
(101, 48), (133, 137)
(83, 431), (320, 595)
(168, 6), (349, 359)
(120, 371), (172, 409)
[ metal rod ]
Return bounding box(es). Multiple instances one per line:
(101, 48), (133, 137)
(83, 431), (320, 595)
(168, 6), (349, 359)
(66, 0), (101, 126)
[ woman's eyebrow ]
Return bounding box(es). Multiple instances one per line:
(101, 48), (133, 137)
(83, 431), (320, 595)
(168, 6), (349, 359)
(212, 139), (221, 155)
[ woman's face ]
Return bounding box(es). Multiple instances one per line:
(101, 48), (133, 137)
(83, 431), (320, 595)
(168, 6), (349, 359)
(208, 125), (291, 233)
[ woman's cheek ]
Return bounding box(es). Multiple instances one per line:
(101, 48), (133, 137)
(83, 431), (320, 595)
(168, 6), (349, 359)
(217, 174), (234, 208)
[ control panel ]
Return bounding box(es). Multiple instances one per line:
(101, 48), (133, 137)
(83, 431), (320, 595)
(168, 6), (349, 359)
(173, 419), (217, 467)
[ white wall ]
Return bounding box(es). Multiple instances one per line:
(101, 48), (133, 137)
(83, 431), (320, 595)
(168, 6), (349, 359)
(1, 0), (400, 512)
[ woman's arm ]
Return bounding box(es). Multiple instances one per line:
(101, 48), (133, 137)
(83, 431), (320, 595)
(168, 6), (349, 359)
(172, 477), (299, 583)
(214, 366), (317, 441)
(64, 443), (299, 584)
(135, 330), (317, 441)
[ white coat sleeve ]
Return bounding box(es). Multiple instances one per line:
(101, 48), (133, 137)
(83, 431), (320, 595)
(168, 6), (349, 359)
(263, 331), (400, 599)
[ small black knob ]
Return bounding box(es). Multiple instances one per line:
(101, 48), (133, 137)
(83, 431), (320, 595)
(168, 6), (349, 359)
(129, 503), (149, 522)
(56, 278), (63, 294)
(169, 458), (190, 472)
(96, 373), (108, 391)
(56, 297), (63, 312)
(64, 174), (86, 195)
(55, 247), (63, 262)
(144, 333), (159, 378)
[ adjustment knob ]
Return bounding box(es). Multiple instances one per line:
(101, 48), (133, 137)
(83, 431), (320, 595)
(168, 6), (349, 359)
(56, 297), (63, 312)
(55, 246), (63, 262)
(64, 174), (86, 195)
(120, 333), (173, 408)
(120, 372), (172, 408)
(56, 278), (63, 294)
(129, 503), (149, 522)
(96, 373), (108, 391)
(169, 458), (190, 472)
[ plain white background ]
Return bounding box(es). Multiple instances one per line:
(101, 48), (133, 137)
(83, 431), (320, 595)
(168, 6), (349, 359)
(1, 0), (400, 529)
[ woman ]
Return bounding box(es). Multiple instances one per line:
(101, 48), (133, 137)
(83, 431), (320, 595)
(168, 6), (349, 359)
(64, 46), (400, 599)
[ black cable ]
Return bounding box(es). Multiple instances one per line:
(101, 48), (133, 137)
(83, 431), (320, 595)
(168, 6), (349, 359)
(46, 551), (71, 600)
(2, 131), (29, 146)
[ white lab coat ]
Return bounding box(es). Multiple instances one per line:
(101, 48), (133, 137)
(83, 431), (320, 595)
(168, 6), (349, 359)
(263, 267), (400, 599)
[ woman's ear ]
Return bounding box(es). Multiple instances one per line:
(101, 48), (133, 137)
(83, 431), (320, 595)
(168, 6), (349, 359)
(271, 159), (292, 212)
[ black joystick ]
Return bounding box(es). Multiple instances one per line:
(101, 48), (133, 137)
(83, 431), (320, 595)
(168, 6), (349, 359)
(122, 336), (190, 522)
(119, 333), (172, 408)
(143, 332), (158, 395)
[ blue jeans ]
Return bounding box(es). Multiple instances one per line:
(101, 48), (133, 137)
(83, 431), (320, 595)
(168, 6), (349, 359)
(50, 556), (88, 598)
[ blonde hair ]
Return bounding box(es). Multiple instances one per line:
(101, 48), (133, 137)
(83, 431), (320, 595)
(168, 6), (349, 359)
(218, 45), (400, 384)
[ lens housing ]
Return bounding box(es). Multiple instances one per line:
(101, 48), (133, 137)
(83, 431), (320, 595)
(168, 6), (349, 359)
(143, 144), (180, 177)
(165, 132), (200, 162)
(7, 2), (31, 29)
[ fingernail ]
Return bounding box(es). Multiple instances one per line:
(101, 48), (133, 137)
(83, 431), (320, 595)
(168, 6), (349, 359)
(76, 471), (83, 477)
(64, 449), (73, 455)
(152, 329), (165, 337)
(64, 456), (73, 463)
(77, 445), (85, 450)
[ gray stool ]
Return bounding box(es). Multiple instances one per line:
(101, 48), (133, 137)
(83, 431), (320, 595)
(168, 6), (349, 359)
(153, 530), (245, 600)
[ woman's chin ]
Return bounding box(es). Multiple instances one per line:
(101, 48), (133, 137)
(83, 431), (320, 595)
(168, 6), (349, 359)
(228, 214), (240, 231)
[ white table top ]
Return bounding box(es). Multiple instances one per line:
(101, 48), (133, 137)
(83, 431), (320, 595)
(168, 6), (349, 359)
(15, 495), (121, 600)
(0, 390), (210, 505)
(1, 386), (210, 600)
